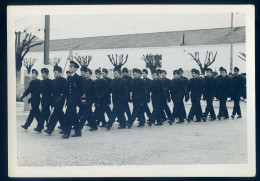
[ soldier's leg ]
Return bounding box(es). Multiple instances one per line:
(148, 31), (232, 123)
(124, 102), (131, 120)
(223, 96), (229, 118)
(195, 98), (202, 121)
(23, 100), (40, 128)
(117, 103), (127, 127)
(164, 101), (172, 118)
(188, 98), (195, 120)
(86, 104), (97, 130)
(64, 105), (77, 136)
(104, 104), (112, 120)
(37, 100), (51, 130)
(144, 102), (151, 118)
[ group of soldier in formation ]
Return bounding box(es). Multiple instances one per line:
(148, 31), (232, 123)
(20, 60), (247, 139)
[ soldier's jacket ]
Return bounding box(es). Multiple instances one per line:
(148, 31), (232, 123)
(103, 77), (128, 104)
(22, 78), (41, 102)
(123, 75), (133, 100)
(217, 75), (232, 98)
(187, 77), (204, 98)
(40, 78), (53, 101)
(161, 77), (171, 100)
(231, 74), (245, 97)
(64, 73), (82, 106)
(51, 76), (67, 104)
(169, 78), (187, 99)
(129, 78), (145, 103)
(94, 78), (108, 104)
(103, 77), (112, 104)
(143, 77), (152, 101)
(150, 79), (165, 101)
(81, 78), (98, 105)
(203, 76), (217, 98)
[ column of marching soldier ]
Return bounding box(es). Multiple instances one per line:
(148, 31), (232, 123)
(20, 60), (247, 139)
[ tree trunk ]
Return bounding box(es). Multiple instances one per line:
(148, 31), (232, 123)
(200, 67), (205, 75)
(16, 70), (22, 101)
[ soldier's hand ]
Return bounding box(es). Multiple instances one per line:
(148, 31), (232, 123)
(28, 98), (32, 103)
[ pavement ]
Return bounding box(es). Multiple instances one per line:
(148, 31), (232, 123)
(16, 100), (247, 166)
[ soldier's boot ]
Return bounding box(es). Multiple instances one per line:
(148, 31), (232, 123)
(89, 127), (98, 131)
(71, 131), (82, 137)
(237, 115), (242, 118)
(44, 129), (52, 135)
(231, 115), (235, 119)
(210, 117), (216, 121)
(21, 125), (28, 130)
(194, 119), (201, 122)
(202, 117), (207, 122)
(217, 115), (221, 120)
(223, 116), (229, 119)
(168, 120), (173, 125)
(62, 134), (70, 139)
(59, 130), (65, 134)
(34, 128), (42, 133)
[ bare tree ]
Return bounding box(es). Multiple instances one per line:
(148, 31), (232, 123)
(188, 51), (217, 75)
(141, 54), (162, 73)
(74, 55), (93, 68)
(238, 52), (246, 61)
(107, 54), (128, 70)
(23, 57), (38, 74)
(49, 57), (61, 67)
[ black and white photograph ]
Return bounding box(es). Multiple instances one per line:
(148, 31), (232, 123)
(7, 5), (255, 177)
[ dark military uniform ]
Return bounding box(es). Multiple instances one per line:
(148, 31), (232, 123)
(94, 77), (109, 126)
(47, 76), (67, 133)
(143, 77), (152, 118)
(127, 77), (146, 127)
(122, 75), (132, 120)
(217, 75), (232, 119)
(187, 77), (203, 121)
(169, 77), (188, 123)
(148, 79), (165, 126)
(103, 76), (112, 119)
(180, 76), (189, 118)
(104, 77), (128, 129)
(63, 73), (82, 136)
(203, 76), (217, 120)
(74, 77), (98, 135)
(37, 77), (53, 130)
(160, 77), (172, 120)
(231, 74), (244, 117)
(21, 78), (41, 129)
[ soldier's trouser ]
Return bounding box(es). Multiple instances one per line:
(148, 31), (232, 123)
(171, 94), (185, 121)
(24, 100), (41, 128)
(48, 104), (65, 132)
(218, 95), (229, 117)
(232, 94), (241, 116)
(64, 105), (78, 136)
(107, 101), (126, 127)
(128, 101), (145, 125)
(75, 104), (96, 134)
(188, 97), (202, 120)
(150, 99), (162, 124)
(104, 104), (112, 120)
(37, 100), (51, 130)
(143, 102), (151, 118)
(124, 102), (132, 119)
(94, 104), (107, 125)
(204, 96), (216, 118)
(161, 100), (171, 119)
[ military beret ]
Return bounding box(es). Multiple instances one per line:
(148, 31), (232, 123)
(122, 67), (128, 73)
(152, 70), (159, 75)
(222, 68), (227, 73)
(53, 66), (62, 73)
(136, 69), (142, 74)
(66, 70), (70, 74)
(70, 60), (80, 68)
(219, 67), (224, 71)
(161, 70), (167, 74)
(80, 67), (87, 72)
(179, 68), (184, 73)
(32, 69), (38, 75)
(95, 69), (101, 74)
(132, 68), (138, 73)
(113, 68), (121, 73)
(205, 68), (213, 73)
(102, 68), (108, 74)
(173, 70), (180, 75)
(41, 68), (49, 74)
(234, 67), (239, 72)
(191, 68), (197, 73)
(142, 69), (148, 74)
(156, 69), (162, 74)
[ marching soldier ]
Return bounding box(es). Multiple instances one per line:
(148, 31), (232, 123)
(127, 68), (146, 128)
(179, 68), (189, 120)
(122, 67), (132, 120)
(187, 69), (203, 122)
(44, 66), (67, 135)
(62, 61), (82, 139)
(160, 70), (172, 121)
(94, 69), (109, 127)
(72, 67), (98, 137)
(147, 70), (165, 126)
(217, 68), (231, 120)
(202, 68), (217, 121)
(230, 67), (244, 118)
(168, 70), (189, 124)
(35, 68), (53, 132)
(142, 69), (152, 119)
(101, 68), (128, 130)
(20, 69), (41, 130)
(101, 68), (112, 120)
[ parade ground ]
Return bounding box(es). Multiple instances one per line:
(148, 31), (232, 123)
(16, 100), (247, 166)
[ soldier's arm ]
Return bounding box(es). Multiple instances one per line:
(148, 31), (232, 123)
(21, 81), (32, 99)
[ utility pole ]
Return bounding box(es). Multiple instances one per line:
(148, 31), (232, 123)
(44, 15), (50, 65)
(230, 12), (233, 73)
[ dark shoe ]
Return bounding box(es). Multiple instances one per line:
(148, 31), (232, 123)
(21, 125), (28, 130)
(194, 119), (201, 122)
(210, 117), (216, 121)
(202, 117), (206, 122)
(89, 127), (98, 131)
(154, 122), (163, 126)
(71, 133), (82, 137)
(118, 125), (126, 129)
(106, 125), (111, 130)
(44, 129), (52, 135)
(127, 123), (132, 129)
(34, 128), (42, 133)
(176, 121), (184, 124)
(168, 120), (173, 125)
(223, 116), (229, 119)
(100, 124), (106, 128)
(237, 115), (242, 118)
(231, 115), (235, 119)
(62, 134), (70, 139)
(59, 130), (65, 134)
(217, 115), (221, 120)
(186, 118), (191, 123)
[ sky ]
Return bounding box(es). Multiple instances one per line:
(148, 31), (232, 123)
(15, 13), (245, 40)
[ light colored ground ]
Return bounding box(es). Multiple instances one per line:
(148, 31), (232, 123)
(16, 100), (247, 166)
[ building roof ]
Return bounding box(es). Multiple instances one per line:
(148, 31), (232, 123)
(29, 26), (245, 52)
